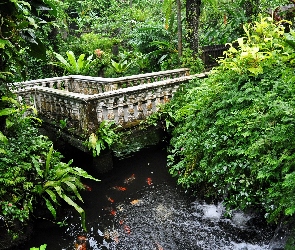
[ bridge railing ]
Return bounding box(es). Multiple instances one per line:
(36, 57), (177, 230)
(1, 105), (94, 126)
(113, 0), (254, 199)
(15, 72), (207, 138)
(11, 68), (190, 95)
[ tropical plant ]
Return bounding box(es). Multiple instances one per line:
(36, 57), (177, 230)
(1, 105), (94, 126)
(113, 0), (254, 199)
(34, 145), (99, 231)
(87, 120), (119, 157)
(51, 51), (97, 75)
(158, 16), (295, 224)
(0, 95), (99, 238)
(110, 59), (133, 76)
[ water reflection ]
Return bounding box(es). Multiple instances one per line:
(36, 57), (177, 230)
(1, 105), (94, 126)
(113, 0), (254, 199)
(25, 144), (280, 250)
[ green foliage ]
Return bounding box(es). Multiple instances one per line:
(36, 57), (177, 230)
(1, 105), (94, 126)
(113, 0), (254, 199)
(160, 17), (295, 223)
(0, 96), (99, 237)
(30, 244), (47, 250)
(87, 120), (119, 157)
(110, 59), (133, 76)
(51, 51), (97, 75)
(34, 146), (99, 231)
(0, 0), (61, 81)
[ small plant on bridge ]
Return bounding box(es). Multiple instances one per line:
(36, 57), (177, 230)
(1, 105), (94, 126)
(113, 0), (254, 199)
(86, 120), (119, 157)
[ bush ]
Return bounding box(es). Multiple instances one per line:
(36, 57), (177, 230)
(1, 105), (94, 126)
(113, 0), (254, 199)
(163, 16), (295, 223)
(0, 96), (99, 239)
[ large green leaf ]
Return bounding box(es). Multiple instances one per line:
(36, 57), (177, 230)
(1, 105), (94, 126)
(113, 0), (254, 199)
(44, 197), (56, 219)
(45, 189), (59, 205)
(64, 181), (83, 202)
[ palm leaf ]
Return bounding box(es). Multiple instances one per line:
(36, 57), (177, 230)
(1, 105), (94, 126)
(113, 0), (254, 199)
(66, 51), (78, 73)
(77, 54), (86, 73)
(52, 52), (71, 69)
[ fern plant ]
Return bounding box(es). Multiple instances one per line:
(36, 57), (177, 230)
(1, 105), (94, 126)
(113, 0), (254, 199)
(33, 146), (100, 231)
(87, 120), (119, 157)
(51, 50), (97, 75)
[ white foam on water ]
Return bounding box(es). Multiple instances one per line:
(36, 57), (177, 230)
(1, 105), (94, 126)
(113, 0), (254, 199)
(231, 212), (251, 228)
(231, 242), (269, 250)
(202, 204), (223, 220)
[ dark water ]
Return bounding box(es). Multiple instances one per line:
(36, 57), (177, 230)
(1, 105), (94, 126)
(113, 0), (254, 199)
(23, 144), (283, 250)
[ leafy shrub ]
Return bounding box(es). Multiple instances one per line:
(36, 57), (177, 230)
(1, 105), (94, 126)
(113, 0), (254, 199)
(162, 16), (295, 223)
(0, 96), (99, 238)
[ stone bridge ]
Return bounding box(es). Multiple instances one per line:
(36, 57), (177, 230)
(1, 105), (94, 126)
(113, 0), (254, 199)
(11, 68), (207, 170)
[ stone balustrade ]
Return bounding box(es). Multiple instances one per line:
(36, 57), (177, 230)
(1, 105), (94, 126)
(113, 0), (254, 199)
(11, 68), (190, 95)
(14, 71), (207, 139)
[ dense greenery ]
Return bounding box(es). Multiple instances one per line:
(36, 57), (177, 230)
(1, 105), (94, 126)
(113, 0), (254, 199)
(2, 0), (295, 247)
(160, 17), (295, 224)
(0, 97), (99, 239)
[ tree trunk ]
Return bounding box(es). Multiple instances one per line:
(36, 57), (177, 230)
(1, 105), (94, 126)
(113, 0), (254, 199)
(176, 0), (182, 59)
(186, 0), (201, 56)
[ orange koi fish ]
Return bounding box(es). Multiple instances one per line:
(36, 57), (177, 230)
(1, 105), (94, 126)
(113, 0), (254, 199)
(119, 220), (124, 225)
(130, 199), (142, 205)
(146, 177), (153, 185)
(106, 196), (114, 203)
(124, 225), (131, 234)
(74, 235), (87, 250)
(83, 184), (92, 191)
(110, 209), (116, 216)
(112, 186), (127, 191)
(114, 236), (119, 243)
(124, 174), (135, 185)
(156, 242), (164, 250)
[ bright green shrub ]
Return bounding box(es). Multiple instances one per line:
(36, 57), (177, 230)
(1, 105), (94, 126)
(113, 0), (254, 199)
(163, 17), (295, 223)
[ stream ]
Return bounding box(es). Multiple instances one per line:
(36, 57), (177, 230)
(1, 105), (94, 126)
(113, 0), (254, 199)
(23, 143), (286, 250)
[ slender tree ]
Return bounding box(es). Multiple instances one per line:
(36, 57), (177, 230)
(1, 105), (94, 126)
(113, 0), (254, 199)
(186, 0), (201, 56)
(177, 0), (183, 58)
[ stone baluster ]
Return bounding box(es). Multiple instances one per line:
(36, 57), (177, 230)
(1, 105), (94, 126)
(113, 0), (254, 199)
(51, 95), (57, 119)
(140, 78), (145, 85)
(49, 80), (55, 88)
(155, 87), (162, 111)
(90, 81), (97, 94)
(56, 80), (62, 90)
(34, 91), (41, 113)
(117, 96), (125, 125)
(64, 78), (70, 91)
(106, 98), (115, 121)
(145, 90), (153, 117)
(74, 80), (81, 93)
(96, 82), (103, 93)
(55, 97), (62, 121)
(127, 94), (135, 122)
(44, 94), (51, 119)
(136, 93), (144, 120)
(172, 84), (179, 97)
(96, 101), (104, 123)
(163, 88), (170, 104)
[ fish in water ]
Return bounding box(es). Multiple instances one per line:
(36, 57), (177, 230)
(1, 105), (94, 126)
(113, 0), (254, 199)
(83, 184), (92, 191)
(146, 177), (153, 185)
(124, 174), (135, 184)
(112, 186), (127, 191)
(156, 242), (164, 250)
(124, 224), (131, 234)
(74, 235), (87, 250)
(106, 196), (114, 203)
(130, 199), (142, 205)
